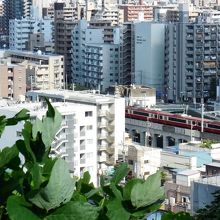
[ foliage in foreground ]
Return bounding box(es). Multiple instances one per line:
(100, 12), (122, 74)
(0, 99), (165, 220)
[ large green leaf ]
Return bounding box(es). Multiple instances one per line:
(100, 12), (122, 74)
(7, 196), (41, 220)
(22, 121), (36, 162)
(32, 118), (43, 140)
(45, 201), (100, 220)
(30, 163), (43, 190)
(110, 183), (123, 200)
(7, 109), (29, 126)
(111, 163), (129, 185)
(0, 146), (19, 169)
(123, 178), (144, 201)
(131, 171), (164, 208)
(106, 198), (130, 220)
(29, 158), (75, 211)
(41, 99), (62, 150)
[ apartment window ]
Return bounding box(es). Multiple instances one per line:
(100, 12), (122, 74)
(87, 125), (93, 130)
(85, 111), (92, 117)
(87, 139), (93, 144)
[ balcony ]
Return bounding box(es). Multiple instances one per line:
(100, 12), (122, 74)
(98, 145), (114, 155)
(98, 134), (114, 143)
(98, 110), (114, 121)
(98, 155), (114, 165)
(52, 138), (68, 151)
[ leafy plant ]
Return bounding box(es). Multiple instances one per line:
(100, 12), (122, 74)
(0, 99), (165, 219)
(200, 139), (217, 149)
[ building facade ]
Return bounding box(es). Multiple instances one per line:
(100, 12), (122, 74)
(71, 19), (121, 91)
(132, 22), (165, 96)
(165, 22), (220, 103)
(9, 18), (53, 51)
(0, 63), (26, 100)
(26, 89), (125, 176)
(3, 50), (64, 90)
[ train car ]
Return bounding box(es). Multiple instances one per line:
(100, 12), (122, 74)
(125, 106), (220, 135)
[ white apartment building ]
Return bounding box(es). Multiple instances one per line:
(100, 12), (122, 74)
(91, 6), (124, 26)
(0, 102), (98, 185)
(71, 19), (121, 92)
(26, 89), (125, 176)
(2, 50), (64, 90)
(9, 18), (53, 51)
(132, 22), (165, 96)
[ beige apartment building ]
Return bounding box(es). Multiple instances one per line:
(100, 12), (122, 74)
(0, 64), (26, 100)
(3, 50), (64, 90)
(119, 1), (153, 22)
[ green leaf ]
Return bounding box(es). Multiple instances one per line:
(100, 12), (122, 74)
(162, 211), (193, 220)
(82, 171), (91, 184)
(131, 171), (164, 208)
(0, 146), (19, 169)
(72, 191), (87, 202)
(106, 199), (130, 220)
(41, 100), (62, 149)
(29, 158), (75, 211)
(22, 121), (36, 162)
(7, 196), (41, 220)
(30, 163), (43, 190)
(6, 109), (29, 126)
(111, 163), (129, 185)
(85, 188), (100, 199)
(0, 115), (7, 138)
(45, 201), (100, 220)
(32, 118), (43, 140)
(131, 203), (161, 218)
(100, 175), (105, 187)
(123, 178), (144, 201)
(110, 183), (123, 200)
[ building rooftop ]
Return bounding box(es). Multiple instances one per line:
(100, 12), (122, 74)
(2, 49), (63, 59)
(195, 175), (220, 187)
(206, 162), (220, 168)
(26, 89), (124, 105)
(177, 169), (200, 176)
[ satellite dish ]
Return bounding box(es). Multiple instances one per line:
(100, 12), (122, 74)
(37, 50), (42, 55)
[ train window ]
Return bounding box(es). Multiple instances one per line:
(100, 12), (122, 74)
(133, 111), (149, 117)
(159, 116), (163, 120)
(207, 124), (220, 130)
(168, 117), (186, 123)
(154, 114), (157, 119)
(198, 122), (201, 126)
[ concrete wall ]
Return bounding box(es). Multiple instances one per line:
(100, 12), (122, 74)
(161, 151), (197, 170)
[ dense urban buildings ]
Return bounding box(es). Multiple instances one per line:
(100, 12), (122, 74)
(1, 0), (220, 217)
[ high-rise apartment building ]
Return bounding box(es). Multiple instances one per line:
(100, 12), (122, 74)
(71, 19), (120, 92)
(9, 18), (53, 51)
(54, 2), (78, 84)
(164, 22), (220, 103)
(119, 22), (132, 85)
(131, 22), (165, 95)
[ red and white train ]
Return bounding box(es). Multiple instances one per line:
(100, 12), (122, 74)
(125, 106), (220, 135)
